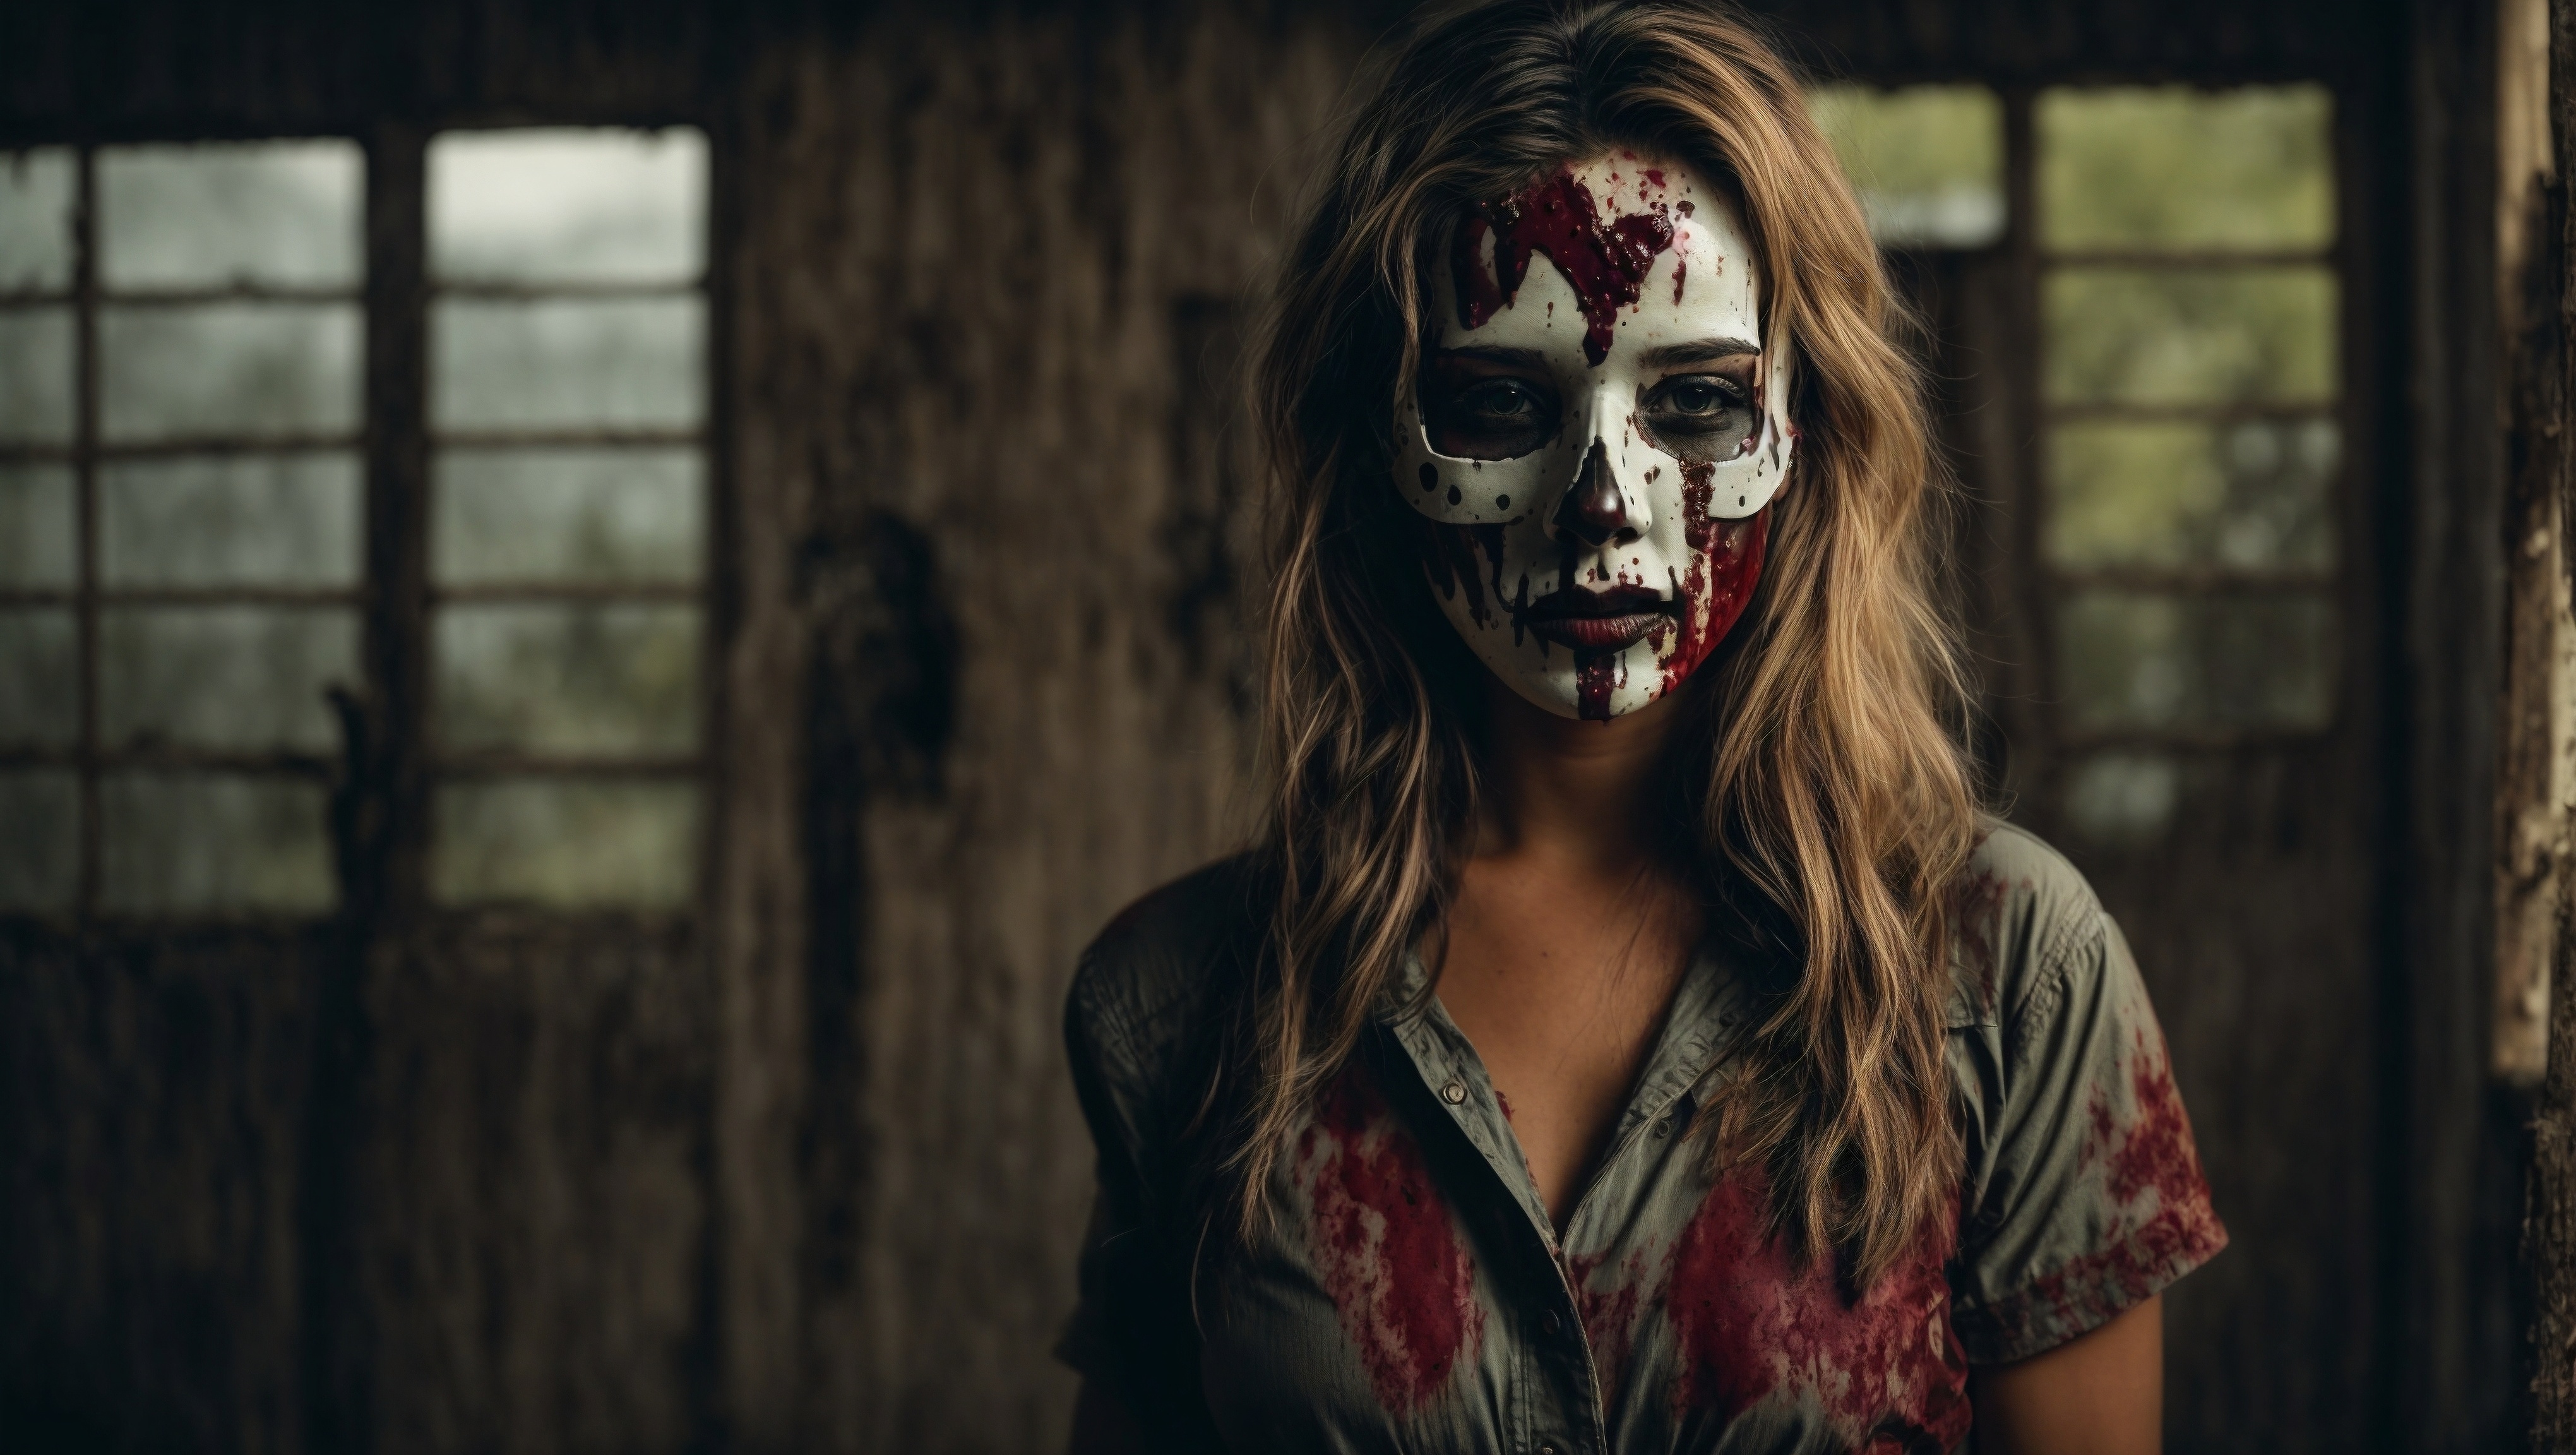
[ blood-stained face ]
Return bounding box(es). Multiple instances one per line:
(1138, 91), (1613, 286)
(1395, 153), (1792, 721)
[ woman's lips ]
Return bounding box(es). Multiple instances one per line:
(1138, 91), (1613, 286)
(1525, 587), (1676, 652)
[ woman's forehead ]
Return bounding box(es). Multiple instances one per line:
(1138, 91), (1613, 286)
(1441, 152), (1761, 359)
(1557, 152), (1755, 280)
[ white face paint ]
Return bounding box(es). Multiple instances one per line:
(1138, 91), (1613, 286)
(1393, 153), (1792, 721)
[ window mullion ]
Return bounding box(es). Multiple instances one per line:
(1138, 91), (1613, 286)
(360, 123), (432, 924)
(72, 146), (100, 917)
(1998, 87), (2061, 786)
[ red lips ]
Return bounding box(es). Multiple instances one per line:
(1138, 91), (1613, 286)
(1524, 584), (1675, 652)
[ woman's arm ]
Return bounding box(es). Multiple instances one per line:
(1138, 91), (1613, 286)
(1970, 1295), (2162, 1455)
(1067, 1378), (1143, 1455)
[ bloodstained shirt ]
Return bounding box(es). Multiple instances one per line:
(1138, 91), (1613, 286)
(1057, 823), (2226, 1454)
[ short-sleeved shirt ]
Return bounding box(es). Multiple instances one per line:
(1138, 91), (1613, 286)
(1058, 823), (2226, 1454)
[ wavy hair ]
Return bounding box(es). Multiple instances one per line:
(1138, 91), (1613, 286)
(1216, 0), (1983, 1286)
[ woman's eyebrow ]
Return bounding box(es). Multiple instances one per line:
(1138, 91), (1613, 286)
(1637, 339), (1759, 369)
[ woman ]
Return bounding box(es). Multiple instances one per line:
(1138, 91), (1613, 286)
(1058, 3), (2225, 1450)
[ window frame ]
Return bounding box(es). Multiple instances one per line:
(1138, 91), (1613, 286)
(419, 124), (717, 912)
(0, 121), (723, 923)
(2010, 83), (2351, 755)
(0, 143), (369, 916)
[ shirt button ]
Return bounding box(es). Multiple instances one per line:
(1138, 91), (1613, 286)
(1539, 1442), (1565, 1455)
(1539, 1309), (1561, 1335)
(1653, 1117), (1673, 1139)
(1441, 1081), (1467, 1105)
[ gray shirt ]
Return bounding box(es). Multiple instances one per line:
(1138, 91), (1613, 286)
(1059, 823), (2225, 1454)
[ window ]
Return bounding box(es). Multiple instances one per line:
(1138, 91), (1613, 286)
(1815, 83), (2341, 848)
(1808, 85), (2005, 249)
(426, 129), (708, 909)
(1, 141), (363, 914)
(2037, 88), (2339, 844)
(0, 127), (709, 918)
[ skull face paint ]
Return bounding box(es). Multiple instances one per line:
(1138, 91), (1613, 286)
(1396, 155), (1792, 721)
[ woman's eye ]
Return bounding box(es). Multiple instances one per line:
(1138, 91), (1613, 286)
(1423, 371), (1558, 460)
(1640, 374), (1755, 462)
(1659, 378), (1745, 417)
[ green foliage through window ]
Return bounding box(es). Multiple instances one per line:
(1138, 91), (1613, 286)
(2037, 85), (2341, 846)
(1806, 85), (2004, 248)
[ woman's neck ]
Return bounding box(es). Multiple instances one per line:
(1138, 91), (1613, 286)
(1441, 675), (1702, 1228)
(1474, 675), (1683, 873)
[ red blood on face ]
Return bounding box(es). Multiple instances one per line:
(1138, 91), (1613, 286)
(1577, 649), (1626, 721)
(1666, 1170), (1971, 1452)
(1661, 469), (1769, 700)
(1452, 169), (1678, 366)
(1299, 1058), (1487, 1413)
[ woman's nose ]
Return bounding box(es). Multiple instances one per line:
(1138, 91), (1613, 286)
(1551, 438), (1642, 547)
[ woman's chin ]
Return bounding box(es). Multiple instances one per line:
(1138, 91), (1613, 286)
(1476, 638), (1685, 722)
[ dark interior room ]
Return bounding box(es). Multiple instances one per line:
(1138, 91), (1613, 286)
(1, 0), (2567, 1449)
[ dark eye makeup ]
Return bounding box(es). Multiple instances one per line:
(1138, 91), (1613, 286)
(1638, 373), (1756, 461)
(1416, 354), (1759, 464)
(1422, 364), (1561, 460)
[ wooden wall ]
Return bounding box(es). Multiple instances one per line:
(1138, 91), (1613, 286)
(0, 3), (1352, 1450)
(713, 9), (1340, 1446)
(0, 1), (2518, 1451)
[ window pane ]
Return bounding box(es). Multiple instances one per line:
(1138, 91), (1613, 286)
(434, 604), (699, 755)
(0, 306), (73, 443)
(1807, 85), (2004, 248)
(100, 302), (362, 441)
(434, 447), (702, 586)
(2063, 751), (2183, 847)
(102, 453), (361, 588)
(2044, 266), (2337, 408)
(0, 464), (75, 587)
(98, 141), (363, 290)
(2039, 86), (2334, 253)
(2046, 417), (2338, 572)
(101, 606), (357, 751)
(430, 128), (707, 285)
(0, 770), (78, 911)
(100, 773), (333, 913)
(0, 148), (76, 292)
(0, 608), (76, 748)
(2058, 589), (2335, 733)
(431, 779), (698, 907)
(432, 297), (703, 432)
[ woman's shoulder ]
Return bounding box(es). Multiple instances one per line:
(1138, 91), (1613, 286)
(1065, 851), (1269, 1087)
(1947, 818), (2120, 1031)
(1945, 820), (2226, 1359)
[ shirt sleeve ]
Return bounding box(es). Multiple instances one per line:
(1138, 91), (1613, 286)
(1056, 969), (1156, 1384)
(1951, 905), (2229, 1365)
(1054, 959), (1225, 1451)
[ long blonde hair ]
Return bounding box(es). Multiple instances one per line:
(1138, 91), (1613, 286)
(1224, 0), (1981, 1286)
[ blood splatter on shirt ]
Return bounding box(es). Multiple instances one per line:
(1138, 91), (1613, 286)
(1059, 823), (2226, 1453)
(1297, 1057), (1487, 1411)
(1664, 1173), (1970, 1451)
